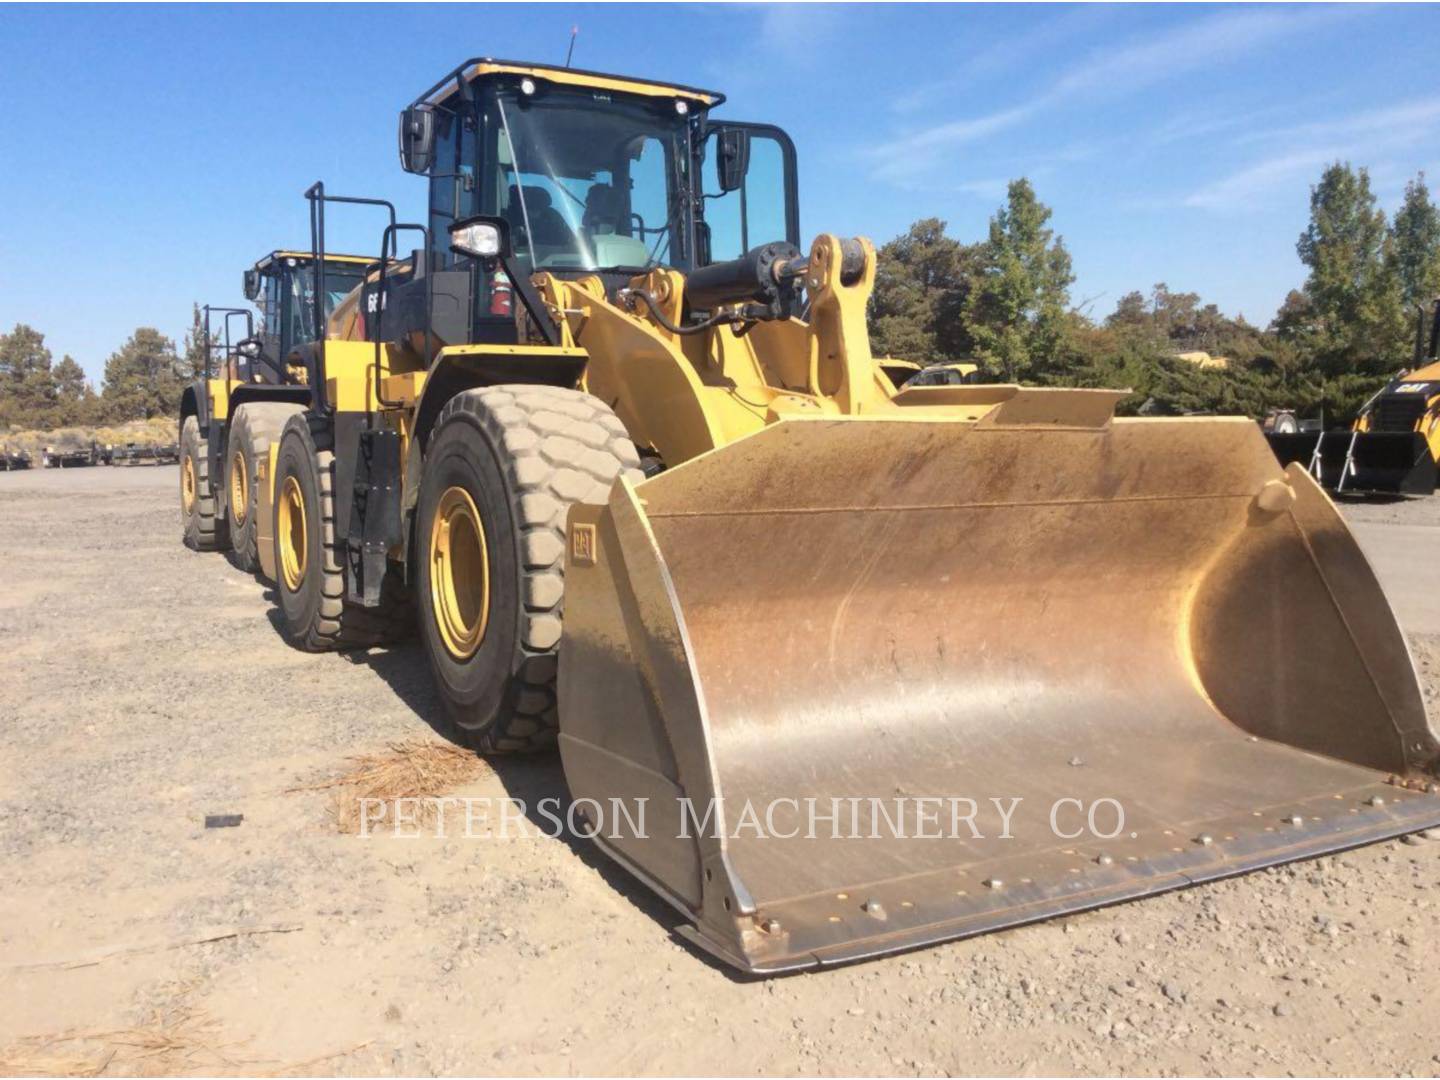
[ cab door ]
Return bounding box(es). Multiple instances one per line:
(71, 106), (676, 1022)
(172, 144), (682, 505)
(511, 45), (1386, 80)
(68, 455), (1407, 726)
(698, 123), (799, 263)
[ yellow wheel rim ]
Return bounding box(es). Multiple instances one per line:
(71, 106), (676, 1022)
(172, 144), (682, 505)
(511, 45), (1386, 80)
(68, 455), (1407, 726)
(229, 449), (248, 525)
(277, 475), (307, 592)
(430, 485), (490, 661)
(181, 455), (197, 513)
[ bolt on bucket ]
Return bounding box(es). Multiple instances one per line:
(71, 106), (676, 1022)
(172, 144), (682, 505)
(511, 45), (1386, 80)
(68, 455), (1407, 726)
(559, 413), (1440, 973)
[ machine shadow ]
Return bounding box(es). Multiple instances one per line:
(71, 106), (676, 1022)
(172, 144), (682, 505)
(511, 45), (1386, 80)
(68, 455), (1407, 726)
(346, 637), (744, 978)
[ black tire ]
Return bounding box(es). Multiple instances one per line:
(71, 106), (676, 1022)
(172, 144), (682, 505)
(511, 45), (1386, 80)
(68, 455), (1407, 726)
(416, 385), (641, 753)
(180, 415), (229, 552)
(272, 413), (411, 651)
(226, 402), (303, 572)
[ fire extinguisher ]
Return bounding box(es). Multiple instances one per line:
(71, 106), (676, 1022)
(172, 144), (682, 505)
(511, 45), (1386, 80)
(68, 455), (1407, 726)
(490, 271), (513, 317)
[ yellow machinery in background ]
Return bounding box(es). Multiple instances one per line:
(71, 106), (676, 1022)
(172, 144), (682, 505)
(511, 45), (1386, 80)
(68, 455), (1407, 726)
(906, 360), (982, 386)
(188, 58), (1440, 973)
(1267, 299), (1440, 495)
(179, 248), (380, 569)
(877, 359), (982, 389)
(876, 357), (920, 388)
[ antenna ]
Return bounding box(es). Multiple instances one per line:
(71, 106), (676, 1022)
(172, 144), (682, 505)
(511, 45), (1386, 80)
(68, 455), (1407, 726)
(565, 25), (578, 67)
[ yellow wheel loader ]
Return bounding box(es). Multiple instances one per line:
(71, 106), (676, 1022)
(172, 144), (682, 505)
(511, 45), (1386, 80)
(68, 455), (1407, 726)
(178, 249), (382, 566)
(1267, 299), (1440, 496)
(905, 360), (982, 387)
(238, 57), (1437, 973)
(877, 357), (920, 389)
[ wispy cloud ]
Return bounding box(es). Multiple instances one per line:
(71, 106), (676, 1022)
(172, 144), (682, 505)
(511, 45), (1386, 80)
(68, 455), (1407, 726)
(870, 6), (1362, 186)
(889, 7), (1116, 115)
(1147, 102), (1307, 149)
(1183, 94), (1440, 212)
(1049, 8), (1323, 100)
(1237, 97), (1440, 148)
(1183, 149), (1338, 212)
(882, 104), (1041, 158)
(955, 177), (1012, 201)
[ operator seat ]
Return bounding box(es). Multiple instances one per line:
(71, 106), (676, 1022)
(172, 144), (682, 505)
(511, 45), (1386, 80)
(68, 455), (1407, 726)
(582, 183), (624, 236)
(505, 185), (572, 248)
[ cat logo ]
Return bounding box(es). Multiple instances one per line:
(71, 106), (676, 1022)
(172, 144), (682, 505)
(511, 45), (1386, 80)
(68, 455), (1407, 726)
(571, 523), (598, 566)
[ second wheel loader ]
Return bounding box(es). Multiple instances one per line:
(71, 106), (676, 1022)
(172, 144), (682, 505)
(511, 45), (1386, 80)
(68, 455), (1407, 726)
(180, 249), (384, 568)
(1266, 299), (1440, 496)
(194, 57), (1440, 973)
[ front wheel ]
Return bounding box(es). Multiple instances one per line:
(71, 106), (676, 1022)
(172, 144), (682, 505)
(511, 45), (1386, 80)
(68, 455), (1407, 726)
(416, 386), (640, 752)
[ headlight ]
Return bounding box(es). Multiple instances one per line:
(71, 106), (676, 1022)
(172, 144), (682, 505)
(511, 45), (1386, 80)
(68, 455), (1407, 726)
(449, 218), (505, 259)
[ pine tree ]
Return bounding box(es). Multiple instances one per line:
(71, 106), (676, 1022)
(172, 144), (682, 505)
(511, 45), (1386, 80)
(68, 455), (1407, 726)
(101, 328), (187, 421)
(867, 218), (978, 363)
(1388, 173), (1440, 316)
(1106, 291), (1149, 331)
(964, 179), (1075, 381)
(1295, 163), (1407, 381)
(0, 324), (59, 428)
(51, 356), (95, 426)
(181, 303), (213, 380)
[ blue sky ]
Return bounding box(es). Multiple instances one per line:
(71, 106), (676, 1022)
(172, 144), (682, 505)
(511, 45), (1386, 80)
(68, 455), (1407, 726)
(2, 3), (1438, 383)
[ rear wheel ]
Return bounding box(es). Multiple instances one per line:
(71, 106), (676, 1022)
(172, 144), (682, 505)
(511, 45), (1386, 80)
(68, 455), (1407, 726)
(272, 413), (411, 651)
(417, 385), (640, 752)
(180, 415), (228, 552)
(226, 402), (303, 572)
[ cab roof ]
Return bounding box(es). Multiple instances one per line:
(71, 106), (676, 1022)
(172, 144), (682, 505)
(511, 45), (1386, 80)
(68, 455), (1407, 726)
(1402, 359), (1440, 383)
(416, 57), (724, 110)
(254, 250), (374, 273)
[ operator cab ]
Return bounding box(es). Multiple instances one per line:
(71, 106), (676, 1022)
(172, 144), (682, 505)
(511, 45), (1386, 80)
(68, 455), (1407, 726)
(385, 59), (800, 347)
(242, 251), (371, 374)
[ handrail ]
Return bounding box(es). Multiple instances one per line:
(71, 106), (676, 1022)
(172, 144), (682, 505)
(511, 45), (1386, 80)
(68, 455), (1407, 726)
(201, 305), (254, 380)
(305, 182), (399, 414)
(371, 223), (432, 425)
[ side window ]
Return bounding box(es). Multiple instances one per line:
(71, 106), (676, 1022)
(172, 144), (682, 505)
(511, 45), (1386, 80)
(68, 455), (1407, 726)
(427, 110), (462, 269)
(451, 112), (478, 261)
(702, 129), (794, 263)
(262, 272), (281, 338)
(629, 137), (670, 264)
(288, 266), (313, 346)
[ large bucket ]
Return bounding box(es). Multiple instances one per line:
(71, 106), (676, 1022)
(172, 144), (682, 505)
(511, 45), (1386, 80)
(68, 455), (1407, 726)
(559, 414), (1440, 973)
(1267, 430), (1437, 495)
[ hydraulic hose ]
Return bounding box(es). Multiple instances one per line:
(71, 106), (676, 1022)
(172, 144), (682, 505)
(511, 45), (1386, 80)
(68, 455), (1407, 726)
(627, 289), (744, 336)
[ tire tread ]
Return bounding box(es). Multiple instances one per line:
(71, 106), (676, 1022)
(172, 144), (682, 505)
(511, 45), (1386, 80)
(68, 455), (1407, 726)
(428, 385), (640, 752)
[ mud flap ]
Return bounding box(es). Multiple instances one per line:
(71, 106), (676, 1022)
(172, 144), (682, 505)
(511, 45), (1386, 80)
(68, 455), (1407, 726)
(560, 416), (1440, 973)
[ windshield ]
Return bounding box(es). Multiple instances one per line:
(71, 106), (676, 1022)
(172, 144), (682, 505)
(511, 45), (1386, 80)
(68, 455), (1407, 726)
(288, 262), (366, 344)
(489, 87), (690, 273)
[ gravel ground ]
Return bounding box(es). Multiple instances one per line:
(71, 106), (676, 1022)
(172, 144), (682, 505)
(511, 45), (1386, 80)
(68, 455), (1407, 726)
(2, 465), (1439, 1077)
(1334, 490), (1440, 526)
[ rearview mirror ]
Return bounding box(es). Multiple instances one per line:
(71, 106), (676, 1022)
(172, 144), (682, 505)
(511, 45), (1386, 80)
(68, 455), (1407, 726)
(715, 128), (751, 193)
(242, 270), (260, 301)
(398, 105), (436, 174)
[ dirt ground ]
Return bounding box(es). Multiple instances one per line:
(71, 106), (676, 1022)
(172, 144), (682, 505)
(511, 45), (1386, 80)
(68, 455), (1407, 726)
(3, 466), (1440, 1077)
